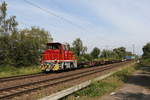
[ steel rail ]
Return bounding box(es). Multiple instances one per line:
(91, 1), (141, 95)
(0, 73), (45, 82)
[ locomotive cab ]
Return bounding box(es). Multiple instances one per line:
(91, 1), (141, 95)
(47, 43), (61, 50)
(40, 42), (77, 72)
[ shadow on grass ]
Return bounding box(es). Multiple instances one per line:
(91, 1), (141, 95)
(138, 63), (150, 69)
(125, 66), (150, 90)
(114, 92), (150, 100)
(139, 65), (150, 72)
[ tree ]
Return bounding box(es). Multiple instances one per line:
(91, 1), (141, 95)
(142, 42), (150, 58)
(91, 47), (100, 59)
(101, 49), (112, 59)
(80, 54), (92, 62)
(12, 27), (53, 66)
(20, 27), (53, 51)
(64, 42), (71, 50)
(126, 51), (133, 56)
(113, 47), (126, 59)
(72, 38), (87, 57)
(0, 34), (12, 64)
(0, 1), (18, 34)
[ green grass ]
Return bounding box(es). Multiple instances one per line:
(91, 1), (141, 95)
(140, 58), (150, 66)
(0, 65), (40, 78)
(64, 63), (137, 100)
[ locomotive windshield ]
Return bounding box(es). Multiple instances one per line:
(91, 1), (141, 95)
(47, 44), (60, 50)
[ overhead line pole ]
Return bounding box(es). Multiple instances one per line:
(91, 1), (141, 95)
(132, 44), (135, 55)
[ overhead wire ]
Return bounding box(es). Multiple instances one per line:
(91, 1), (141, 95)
(23, 0), (88, 33)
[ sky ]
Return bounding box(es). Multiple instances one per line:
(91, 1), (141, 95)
(1, 0), (150, 55)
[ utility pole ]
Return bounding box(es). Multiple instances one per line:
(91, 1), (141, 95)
(132, 44), (137, 60)
(132, 44), (135, 55)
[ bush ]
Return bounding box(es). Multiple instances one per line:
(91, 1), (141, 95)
(140, 59), (150, 66)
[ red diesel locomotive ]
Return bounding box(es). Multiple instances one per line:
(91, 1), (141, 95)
(40, 42), (77, 71)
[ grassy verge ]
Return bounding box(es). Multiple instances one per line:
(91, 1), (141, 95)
(64, 63), (138, 100)
(140, 58), (150, 66)
(0, 65), (40, 78)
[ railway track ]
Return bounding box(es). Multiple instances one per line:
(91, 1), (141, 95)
(0, 63), (117, 83)
(0, 73), (45, 82)
(0, 61), (129, 99)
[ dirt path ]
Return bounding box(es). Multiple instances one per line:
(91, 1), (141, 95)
(100, 66), (150, 100)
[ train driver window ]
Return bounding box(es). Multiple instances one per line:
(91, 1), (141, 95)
(47, 45), (59, 50)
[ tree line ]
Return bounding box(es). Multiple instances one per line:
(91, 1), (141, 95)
(69, 38), (134, 62)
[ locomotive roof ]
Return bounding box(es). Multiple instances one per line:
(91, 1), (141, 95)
(47, 42), (62, 45)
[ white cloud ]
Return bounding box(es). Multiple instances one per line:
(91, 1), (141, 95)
(77, 0), (150, 54)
